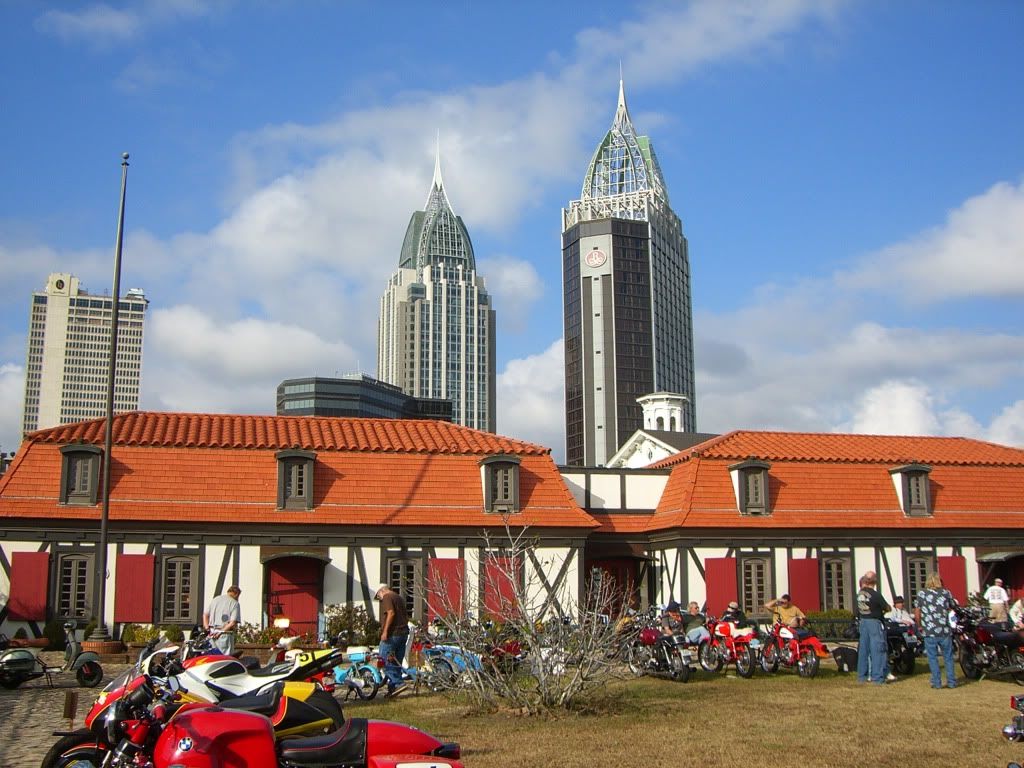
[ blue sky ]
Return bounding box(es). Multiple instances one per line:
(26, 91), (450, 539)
(1, 0), (1022, 461)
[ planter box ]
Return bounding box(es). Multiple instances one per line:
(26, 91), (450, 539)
(82, 640), (125, 655)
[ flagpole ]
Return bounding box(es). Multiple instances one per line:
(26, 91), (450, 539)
(91, 152), (129, 641)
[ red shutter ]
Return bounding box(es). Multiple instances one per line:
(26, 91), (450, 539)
(483, 556), (520, 620)
(703, 557), (737, 616)
(114, 554), (155, 623)
(787, 558), (821, 613)
(8, 551), (50, 620)
(937, 555), (968, 605)
(426, 559), (465, 622)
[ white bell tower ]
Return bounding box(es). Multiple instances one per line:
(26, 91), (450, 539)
(638, 392), (689, 432)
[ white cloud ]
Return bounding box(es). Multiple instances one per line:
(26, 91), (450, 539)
(989, 401), (1024, 448)
(144, 306), (355, 413)
(839, 179), (1024, 302)
(0, 364), (25, 455)
(35, 0), (223, 45)
(478, 256), (544, 334)
(497, 340), (564, 457)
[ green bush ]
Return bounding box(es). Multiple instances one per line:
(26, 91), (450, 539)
(324, 604), (380, 647)
(806, 609), (854, 621)
(82, 619), (97, 643)
(43, 619), (67, 651)
(160, 625), (185, 642)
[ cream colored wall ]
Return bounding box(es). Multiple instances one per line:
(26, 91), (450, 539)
(588, 474), (621, 509)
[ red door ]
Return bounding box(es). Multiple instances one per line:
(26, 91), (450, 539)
(589, 559), (639, 614)
(267, 557), (323, 638)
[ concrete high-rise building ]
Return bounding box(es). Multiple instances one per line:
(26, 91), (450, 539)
(561, 82), (696, 466)
(22, 272), (147, 435)
(378, 149), (496, 431)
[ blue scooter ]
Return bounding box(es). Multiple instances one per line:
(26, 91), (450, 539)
(333, 645), (382, 700)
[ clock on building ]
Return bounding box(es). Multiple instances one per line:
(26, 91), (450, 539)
(584, 248), (607, 268)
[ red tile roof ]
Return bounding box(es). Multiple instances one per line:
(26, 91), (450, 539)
(26, 411), (550, 455)
(651, 430), (1024, 468)
(0, 412), (595, 530)
(650, 430), (1024, 531)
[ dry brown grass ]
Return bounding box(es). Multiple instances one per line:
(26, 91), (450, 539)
(352, 663), (1023, 767)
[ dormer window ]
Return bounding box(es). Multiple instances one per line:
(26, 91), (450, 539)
(276, 449), (316, 510)
(479, 455), (521, 515)
(728, 459), (771, 516)
(890, 463), (932, 517)
(59, 444), (102, 505)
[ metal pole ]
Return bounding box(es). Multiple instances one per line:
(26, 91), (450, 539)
(91, 152), (129, 641)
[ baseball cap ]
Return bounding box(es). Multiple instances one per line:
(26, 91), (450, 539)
(665, 600), (681, 613)
(727, 601), (740, 610)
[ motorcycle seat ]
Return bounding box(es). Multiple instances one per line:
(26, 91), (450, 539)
(217, 685), (283, 715)
(248, 661), (295, 677)
(279, 716), (367, 765)
(992, 630), (1024, 648)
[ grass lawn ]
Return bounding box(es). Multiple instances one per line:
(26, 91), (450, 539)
(348, 661), (1022, 767)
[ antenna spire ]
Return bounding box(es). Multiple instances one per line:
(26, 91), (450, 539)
(432, 130), (443, 190)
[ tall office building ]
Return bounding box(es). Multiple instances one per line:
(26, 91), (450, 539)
(561, 82), (696, 466)
(22, 272), (147, 435)
(378, 150), (496, 431)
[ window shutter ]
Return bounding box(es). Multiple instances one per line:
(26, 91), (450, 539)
(8, 551), (50, 620)
(426, 558), (465, 622)
(703, 557), (737, 616)
(937, 555), (968, 605)
(483, 556), (520, 620)
(787, 558), (821, 613)
(114, 554), (155, 623)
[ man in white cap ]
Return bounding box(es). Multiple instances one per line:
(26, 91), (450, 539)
(375, 584), (410, 697)
(984, 578), (1010, 623)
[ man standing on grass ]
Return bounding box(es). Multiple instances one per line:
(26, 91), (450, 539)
(984, 578), (1010, 623)
(915, 572), (958, 689)
(856, 572), (892, 684)
(376, 584), (410, 697)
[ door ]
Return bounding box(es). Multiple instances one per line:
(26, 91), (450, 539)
(588, 558), (639, 615)
(266, 557), (323, 639)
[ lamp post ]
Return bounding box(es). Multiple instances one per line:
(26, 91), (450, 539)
(91, 152), (130, 642)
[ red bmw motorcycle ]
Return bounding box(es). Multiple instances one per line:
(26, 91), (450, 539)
(48, 673), (463, 768)
(953, 606), (1024, 684)
(759, 622), (829, 678)
(698, 617), (758, 678)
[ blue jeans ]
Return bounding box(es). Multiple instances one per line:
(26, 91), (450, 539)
(924, 635), (956, 687)
(687, 627), (711, 644)
(857, 618), (887, 683)
(379, 633), (408, 690)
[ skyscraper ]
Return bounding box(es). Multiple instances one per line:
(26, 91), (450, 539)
(22, 272), (147, 435)
(378, 150), (496, 431)
(561, 82), (696, 466)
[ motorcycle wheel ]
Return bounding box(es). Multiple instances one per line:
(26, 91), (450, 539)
(667, 649), (689, 682)
(344, 667), (381, 700)
(626, 644), (648, 677)
(698, 642), (723, 673)
(1011, 651), (1024, 686)
(760, 643), (780, 674)
(40, 729), (105, 768)
(959, 645), (982, 680)
(427, 658), (456, 692)
(76, 661), (103, 688)
(797, 648), (820, 678)
(893, 648), (915, 675)
(735, 646), (755, 678)
(0, 675), (22, 690)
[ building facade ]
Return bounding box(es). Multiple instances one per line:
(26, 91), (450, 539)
(562, 82), (696, 466)
(22, 272), (147, 437)
(277, 374), (452, 422)
(378, 151), (496, 432)
(1, 419), (1022, 640)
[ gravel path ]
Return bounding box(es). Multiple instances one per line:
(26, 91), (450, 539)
(0, 660), (131, 768)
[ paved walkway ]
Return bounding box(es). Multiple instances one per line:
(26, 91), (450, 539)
(0, 657), (131, 768)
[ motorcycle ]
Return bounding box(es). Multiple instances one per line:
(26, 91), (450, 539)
(885, 619), (922, 675)
(621, 609), (696, 682)
(1003, 692), (1024, 743)
(41, 674), (346, 767)
(953, 606), (1024, 684)
(759, 621), (829, 678)
(699, 616), (758, 678)
(0, 621), (103, 689)
(333, 645), (382, 700)
(58, 672), (464, 768)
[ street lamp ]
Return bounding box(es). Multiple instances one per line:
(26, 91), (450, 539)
(91, 152), (130, 642)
